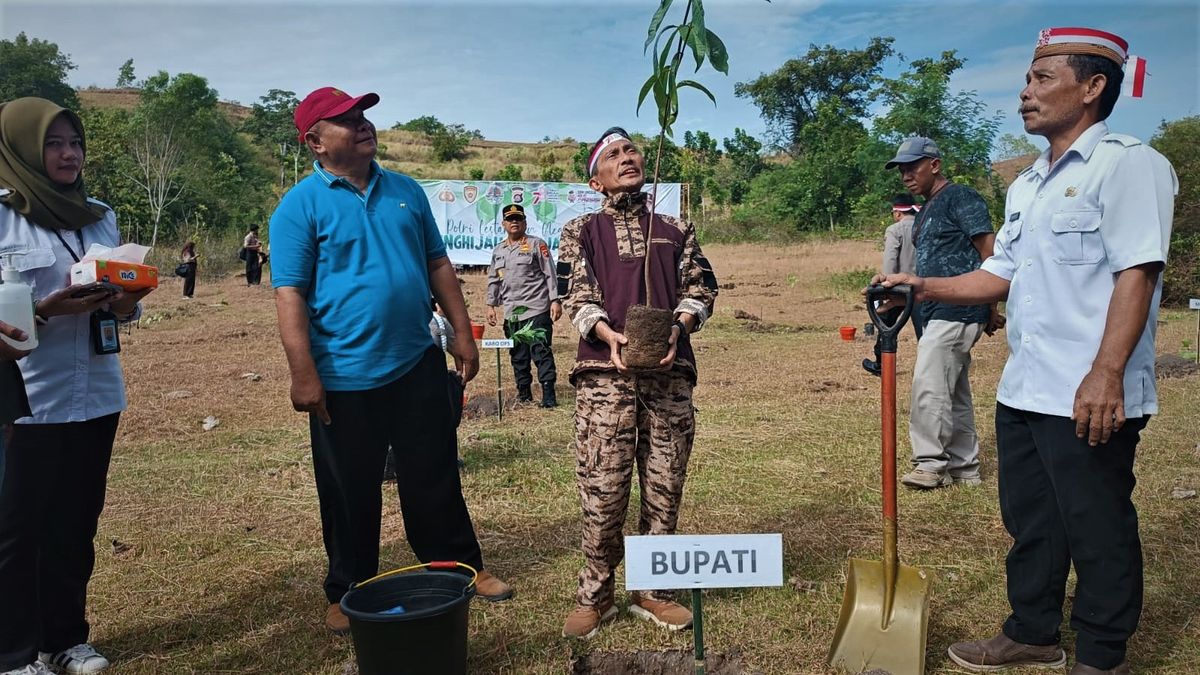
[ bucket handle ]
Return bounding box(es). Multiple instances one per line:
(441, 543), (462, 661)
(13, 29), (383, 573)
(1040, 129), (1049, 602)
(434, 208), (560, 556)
(352, 561), (479, 594)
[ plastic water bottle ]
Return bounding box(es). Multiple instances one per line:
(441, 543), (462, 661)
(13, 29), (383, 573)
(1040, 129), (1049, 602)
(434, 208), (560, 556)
(0, 254), (37, 350)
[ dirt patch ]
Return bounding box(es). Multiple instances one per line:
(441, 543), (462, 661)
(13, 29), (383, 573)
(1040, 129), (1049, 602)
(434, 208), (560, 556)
(742, 320), (821, 334)
(1157, 354), (1199, 379)
(732, 309), (761, 321)
(808, 379), (867, 393)
(572, 649), (760, 675)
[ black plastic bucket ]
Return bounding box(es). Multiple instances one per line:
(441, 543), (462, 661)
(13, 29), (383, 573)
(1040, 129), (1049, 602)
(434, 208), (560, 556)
(340, 562), (476, 675)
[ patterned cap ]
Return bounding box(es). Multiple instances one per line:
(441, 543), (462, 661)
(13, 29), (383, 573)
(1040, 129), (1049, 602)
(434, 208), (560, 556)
(502, 204), (526, 220)
(1034, 27), (1127, 65)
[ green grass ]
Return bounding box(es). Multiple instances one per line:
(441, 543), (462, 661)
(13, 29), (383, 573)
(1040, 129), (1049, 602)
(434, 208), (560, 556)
(82, 246), (1200, 674)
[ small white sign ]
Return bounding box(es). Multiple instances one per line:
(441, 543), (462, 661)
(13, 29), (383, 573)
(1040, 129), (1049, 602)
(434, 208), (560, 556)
(625, 534), (784, 590)
(481, 338), (514, 349)
(1190, 298), (1200, 310)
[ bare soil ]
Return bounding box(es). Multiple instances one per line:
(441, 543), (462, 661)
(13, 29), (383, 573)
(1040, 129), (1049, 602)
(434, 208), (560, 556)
(1156, 354), (1200, 379)
(623, 304), (675, 369)
(572, 649), (761, 675)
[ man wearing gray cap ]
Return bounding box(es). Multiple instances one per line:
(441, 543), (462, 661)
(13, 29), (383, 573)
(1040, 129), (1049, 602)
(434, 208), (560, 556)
(885, 136), (1002, 490)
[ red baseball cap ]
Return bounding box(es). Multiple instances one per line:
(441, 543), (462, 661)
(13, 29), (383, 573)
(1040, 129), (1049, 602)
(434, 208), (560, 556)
(294, 86), (380, 143)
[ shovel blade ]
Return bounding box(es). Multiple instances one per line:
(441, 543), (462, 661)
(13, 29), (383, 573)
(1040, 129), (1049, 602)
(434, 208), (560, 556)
(828, 558), (933, 675)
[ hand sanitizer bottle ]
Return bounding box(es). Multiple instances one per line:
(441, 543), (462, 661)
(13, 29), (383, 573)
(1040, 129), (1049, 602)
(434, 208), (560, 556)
(0, 253), (38, 350)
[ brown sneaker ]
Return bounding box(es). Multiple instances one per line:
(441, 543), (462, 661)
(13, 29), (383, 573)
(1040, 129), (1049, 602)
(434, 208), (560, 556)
(628, 592), (692, 631)
(948, 632), (1066, 671)
(325, 602), (350, 635)
(562, 600), (617, 639)
(474, 570), (514, 602)
(1070, 662), (1131, 675)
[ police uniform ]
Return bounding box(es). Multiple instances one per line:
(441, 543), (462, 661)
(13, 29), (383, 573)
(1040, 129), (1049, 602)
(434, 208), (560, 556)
(557, 188), (717, 609)
(485, 205), (559, 403)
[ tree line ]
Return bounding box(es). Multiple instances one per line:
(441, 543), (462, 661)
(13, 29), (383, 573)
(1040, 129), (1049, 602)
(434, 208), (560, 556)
(1, 32), (1193, 304)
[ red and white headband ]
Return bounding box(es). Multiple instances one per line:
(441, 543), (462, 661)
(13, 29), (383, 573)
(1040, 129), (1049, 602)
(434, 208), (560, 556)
(587, 131), (630, 177)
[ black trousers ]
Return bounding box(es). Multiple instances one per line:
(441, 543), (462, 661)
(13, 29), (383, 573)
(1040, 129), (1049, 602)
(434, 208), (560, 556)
(872, 304), (923, 364)
(0, 414), (119, 670)
(245, 255), (262, 285)
(503, 310), (556, 390)
(996, 403), (1148, 670)
(182, 264), (197, 297)
(310, 347), (483, 603)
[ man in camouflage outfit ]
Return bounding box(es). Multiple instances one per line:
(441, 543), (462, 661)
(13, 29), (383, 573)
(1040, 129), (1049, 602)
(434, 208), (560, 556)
(556, 127), (718, 639)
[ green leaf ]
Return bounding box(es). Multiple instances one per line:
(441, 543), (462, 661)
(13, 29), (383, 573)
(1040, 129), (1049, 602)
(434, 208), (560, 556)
(687, 1), (707, 71)
(678, 79), (717, 105)
(644, 0), (674, 53)
(705, 28), (729, 74)
(636, 73), (656, 116)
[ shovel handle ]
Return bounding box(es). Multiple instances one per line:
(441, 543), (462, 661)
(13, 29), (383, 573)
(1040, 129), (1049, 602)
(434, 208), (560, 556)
(866, 284), (914, 354)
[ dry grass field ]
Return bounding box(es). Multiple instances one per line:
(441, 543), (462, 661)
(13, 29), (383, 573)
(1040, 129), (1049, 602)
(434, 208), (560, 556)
(85, 240), (1198, 674)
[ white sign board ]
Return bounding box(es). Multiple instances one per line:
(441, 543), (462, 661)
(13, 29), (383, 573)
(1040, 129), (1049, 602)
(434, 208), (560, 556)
(625, 534), (784, 591)
(420, 180), (682, 266)
(481, 338), (514, 349)
(1190, 298), (1200, 310)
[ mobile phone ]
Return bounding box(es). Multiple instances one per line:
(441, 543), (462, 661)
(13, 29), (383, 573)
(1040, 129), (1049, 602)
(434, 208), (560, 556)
(68, 282), (120, 299)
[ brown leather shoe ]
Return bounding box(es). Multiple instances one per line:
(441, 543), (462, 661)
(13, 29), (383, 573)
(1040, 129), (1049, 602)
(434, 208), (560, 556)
(474, 570), (514, 602)
(947, 632), (1066, 671)
(1070, 662), (1131, 675)
(562, 600), (617, 639)
(628, 592), (692, 631)
(325, 602), (350, 635)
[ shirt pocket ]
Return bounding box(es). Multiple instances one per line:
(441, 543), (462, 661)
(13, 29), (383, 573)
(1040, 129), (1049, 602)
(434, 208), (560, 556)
(1049, 210), (1103, 265)
(0, 246), (56, 272)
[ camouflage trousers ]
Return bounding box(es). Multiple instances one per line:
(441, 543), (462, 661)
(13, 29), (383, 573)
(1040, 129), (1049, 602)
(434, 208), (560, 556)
(573, 369), (695, 606)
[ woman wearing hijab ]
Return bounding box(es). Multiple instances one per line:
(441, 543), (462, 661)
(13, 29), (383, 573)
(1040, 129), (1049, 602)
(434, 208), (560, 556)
(0, 97), (153, 675)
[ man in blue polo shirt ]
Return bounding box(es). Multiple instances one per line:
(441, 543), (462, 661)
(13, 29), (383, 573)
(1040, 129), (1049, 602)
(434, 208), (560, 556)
(270, 86), (512, 635)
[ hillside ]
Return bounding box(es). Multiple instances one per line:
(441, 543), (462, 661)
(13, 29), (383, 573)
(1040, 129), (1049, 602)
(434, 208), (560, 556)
(77, 87), (1032, 186)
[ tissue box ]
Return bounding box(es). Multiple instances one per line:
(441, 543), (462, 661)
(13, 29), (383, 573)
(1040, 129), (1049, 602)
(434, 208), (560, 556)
(70, 259), (159, 291)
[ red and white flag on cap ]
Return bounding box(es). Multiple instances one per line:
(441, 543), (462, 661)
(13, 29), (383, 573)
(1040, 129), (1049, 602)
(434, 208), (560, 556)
(1122, 55), (1147, 98)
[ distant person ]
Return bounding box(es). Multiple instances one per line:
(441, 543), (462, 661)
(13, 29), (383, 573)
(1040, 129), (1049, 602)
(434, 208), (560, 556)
(885, 136), (1003, 490)
(180, 241), (198, 298)
(485, 203), (561, 407)
(880, 27), (1176, 675)
(243, 226), (263, 286)
(269, 86), (512, 635)
(557, 126), (718, 639)
(863, 193), (923, 377)
(0, 97), (153, 675)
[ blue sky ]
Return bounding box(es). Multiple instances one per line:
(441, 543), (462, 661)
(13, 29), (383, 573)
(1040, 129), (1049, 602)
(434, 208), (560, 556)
(2, 0), (1196, 154)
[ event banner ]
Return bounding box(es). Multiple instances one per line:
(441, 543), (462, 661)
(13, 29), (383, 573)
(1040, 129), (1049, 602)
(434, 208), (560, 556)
(418, 181), (682, 266)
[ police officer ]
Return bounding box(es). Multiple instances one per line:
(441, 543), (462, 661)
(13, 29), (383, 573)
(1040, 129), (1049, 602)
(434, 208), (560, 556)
(485, 204), (560, 407)
(877, 28), (1176, 674)
(556, 127), (718, 640)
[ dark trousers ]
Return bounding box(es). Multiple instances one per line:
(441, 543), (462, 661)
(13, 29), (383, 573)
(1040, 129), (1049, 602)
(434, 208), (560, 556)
(0, 415), (119, 670)
(245, 256), (262, 285)
(310, 347), (483, 603)
(996, 403), (1148, 669)
(182, 264), (197, 297)
(503, 310), (556, 390)
(872, 304), (923, 364)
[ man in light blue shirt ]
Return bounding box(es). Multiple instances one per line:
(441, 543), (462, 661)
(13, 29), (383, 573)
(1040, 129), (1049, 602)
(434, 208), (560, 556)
(270, 86), (513, 635)
(877, 28), (1175, 675)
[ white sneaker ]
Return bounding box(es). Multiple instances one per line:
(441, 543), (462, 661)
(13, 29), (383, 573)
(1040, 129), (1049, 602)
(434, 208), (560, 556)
(2, 662), (55, 675)
(38, 645), (110, 674)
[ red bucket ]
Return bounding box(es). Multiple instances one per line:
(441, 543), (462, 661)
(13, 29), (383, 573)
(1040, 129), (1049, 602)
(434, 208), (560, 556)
(839, 326), (857, 341)
(470, 323), (485, 340)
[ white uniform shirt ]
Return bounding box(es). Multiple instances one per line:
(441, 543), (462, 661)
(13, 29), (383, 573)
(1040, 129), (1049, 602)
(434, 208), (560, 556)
(0, 192), (129, 424)
(981, 122), (1176, 418)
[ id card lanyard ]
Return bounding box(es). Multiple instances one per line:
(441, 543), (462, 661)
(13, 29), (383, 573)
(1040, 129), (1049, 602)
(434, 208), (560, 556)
(53, 229), (121, 354)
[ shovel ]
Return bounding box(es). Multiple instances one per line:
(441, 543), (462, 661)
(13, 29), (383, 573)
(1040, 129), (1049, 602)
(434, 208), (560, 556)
(828, 284), (932, 675)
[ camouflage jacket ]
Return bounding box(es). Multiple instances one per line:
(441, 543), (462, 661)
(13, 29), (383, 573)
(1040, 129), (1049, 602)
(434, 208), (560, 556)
(555, 191), (718, 384)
